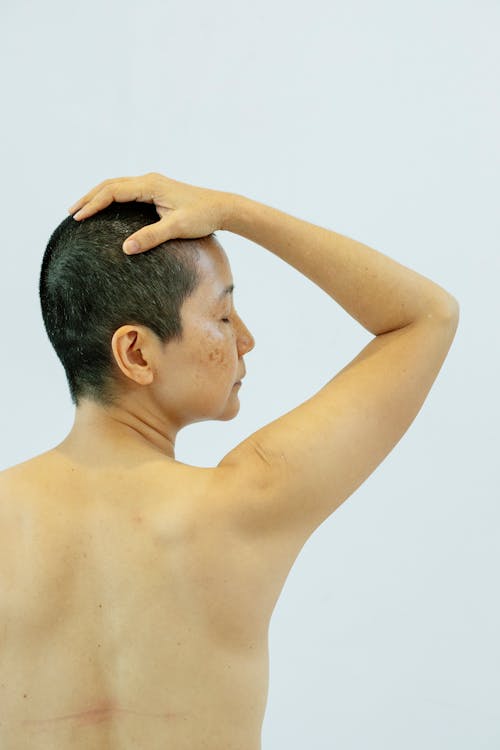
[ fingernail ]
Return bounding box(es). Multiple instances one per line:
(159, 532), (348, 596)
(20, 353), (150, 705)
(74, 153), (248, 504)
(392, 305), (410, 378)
(73, 209), (84, 220)
(123, 240), (139, 254)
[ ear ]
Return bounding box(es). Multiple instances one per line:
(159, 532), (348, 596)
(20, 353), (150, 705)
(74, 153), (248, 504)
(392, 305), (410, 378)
(110, 325), (155, 386)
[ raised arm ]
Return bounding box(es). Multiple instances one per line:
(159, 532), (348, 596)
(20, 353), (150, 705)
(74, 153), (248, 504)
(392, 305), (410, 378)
(68, 173), (459, 556)
(213, 192), (459, 551)
(223, 193), (458, 334)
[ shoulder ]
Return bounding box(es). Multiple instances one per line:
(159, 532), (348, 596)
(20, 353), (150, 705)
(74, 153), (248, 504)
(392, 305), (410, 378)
(0, 459), (40, 519)
(1, 451), (56, 483)
(0, 452), (70, 516)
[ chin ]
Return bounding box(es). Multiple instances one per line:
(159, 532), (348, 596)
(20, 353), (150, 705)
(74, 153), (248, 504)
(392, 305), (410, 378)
(218, 412), (238, 422)
(217, 398), (241, 422)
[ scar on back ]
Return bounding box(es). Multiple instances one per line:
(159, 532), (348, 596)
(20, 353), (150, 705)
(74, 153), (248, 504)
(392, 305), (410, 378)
(20, 700), (183, 728)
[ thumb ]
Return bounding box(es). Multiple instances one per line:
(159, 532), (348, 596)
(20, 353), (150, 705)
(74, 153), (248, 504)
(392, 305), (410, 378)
(122, 217), (175, 255)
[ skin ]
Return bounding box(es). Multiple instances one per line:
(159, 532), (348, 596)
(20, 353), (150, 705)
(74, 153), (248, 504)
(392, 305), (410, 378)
(0, 235), (276, 749)
(58, 235), (255, 464)
(0, 176), (459, 748)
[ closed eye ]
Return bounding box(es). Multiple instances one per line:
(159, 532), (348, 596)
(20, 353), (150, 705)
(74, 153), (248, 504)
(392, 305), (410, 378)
(221, 318), (231, 323)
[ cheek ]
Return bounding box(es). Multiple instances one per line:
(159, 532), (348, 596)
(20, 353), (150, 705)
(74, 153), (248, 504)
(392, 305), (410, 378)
(208, 346), (228, 366)
(206, 344), (234, 380)
(198, 326), (235, 376)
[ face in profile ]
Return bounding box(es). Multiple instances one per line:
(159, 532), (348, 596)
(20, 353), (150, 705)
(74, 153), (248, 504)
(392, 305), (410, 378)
(115, 236), (256, 429)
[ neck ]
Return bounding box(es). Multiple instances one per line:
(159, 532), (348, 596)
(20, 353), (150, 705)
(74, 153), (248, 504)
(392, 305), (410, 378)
(57, 399), (179, 466)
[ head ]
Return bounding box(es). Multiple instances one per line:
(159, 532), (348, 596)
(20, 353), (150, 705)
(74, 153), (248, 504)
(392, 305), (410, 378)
(39, 202), (255, 435)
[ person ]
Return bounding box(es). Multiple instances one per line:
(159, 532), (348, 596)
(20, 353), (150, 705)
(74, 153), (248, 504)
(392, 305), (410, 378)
(0, 171), (459, 749)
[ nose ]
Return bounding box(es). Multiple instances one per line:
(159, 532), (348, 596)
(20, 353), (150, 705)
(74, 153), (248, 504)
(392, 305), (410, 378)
(236, 316), (255, 356)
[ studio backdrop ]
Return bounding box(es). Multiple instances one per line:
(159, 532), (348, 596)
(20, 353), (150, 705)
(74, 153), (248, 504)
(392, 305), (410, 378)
(1, 1), (498, 748)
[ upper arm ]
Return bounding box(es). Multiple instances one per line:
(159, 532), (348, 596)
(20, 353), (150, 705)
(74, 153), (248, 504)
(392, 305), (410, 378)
(214, 306), (459, 547)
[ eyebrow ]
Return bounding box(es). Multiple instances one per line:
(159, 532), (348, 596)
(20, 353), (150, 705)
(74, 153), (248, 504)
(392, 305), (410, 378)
(218, 284), (234, 300)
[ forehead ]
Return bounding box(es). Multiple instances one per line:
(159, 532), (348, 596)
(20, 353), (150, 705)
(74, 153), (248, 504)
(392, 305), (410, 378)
(194, 237), (233, 297)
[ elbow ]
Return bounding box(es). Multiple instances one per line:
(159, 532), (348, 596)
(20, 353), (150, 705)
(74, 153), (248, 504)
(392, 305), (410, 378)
(426, 293), (460, 324)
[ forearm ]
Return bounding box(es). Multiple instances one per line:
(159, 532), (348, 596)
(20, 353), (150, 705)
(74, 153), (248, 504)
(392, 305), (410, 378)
(222, 193), (458, 335)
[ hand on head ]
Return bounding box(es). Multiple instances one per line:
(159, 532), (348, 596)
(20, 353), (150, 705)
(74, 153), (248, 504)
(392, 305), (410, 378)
(68, 172), (232, 255)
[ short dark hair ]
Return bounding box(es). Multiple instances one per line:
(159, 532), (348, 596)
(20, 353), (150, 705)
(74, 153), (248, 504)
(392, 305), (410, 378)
(39, 201), (209, 408)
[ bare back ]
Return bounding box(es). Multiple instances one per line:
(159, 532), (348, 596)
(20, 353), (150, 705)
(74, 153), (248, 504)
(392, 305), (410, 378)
(0, 308), (459, 749)
(0, 449), (294, 750)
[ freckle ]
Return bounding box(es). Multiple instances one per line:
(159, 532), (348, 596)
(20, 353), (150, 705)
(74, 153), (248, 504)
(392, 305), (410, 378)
(209, 347), (225, 364)
(23, 694), (27, 698)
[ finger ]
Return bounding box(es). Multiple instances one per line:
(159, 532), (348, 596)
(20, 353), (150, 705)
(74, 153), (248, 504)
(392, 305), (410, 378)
(71, 178), (155, 221)
(123, 216), (177, 255)
(68, 177), (130, 215)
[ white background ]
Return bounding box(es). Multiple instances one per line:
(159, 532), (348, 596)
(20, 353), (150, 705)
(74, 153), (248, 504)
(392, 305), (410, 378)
(1, 1), (499, 747)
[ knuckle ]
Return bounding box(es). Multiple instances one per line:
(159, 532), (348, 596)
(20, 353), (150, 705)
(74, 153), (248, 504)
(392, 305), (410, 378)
(100, 185), (115, 201)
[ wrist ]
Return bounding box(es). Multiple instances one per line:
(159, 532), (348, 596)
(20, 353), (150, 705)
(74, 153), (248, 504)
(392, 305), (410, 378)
(219, 191), (247, 233)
